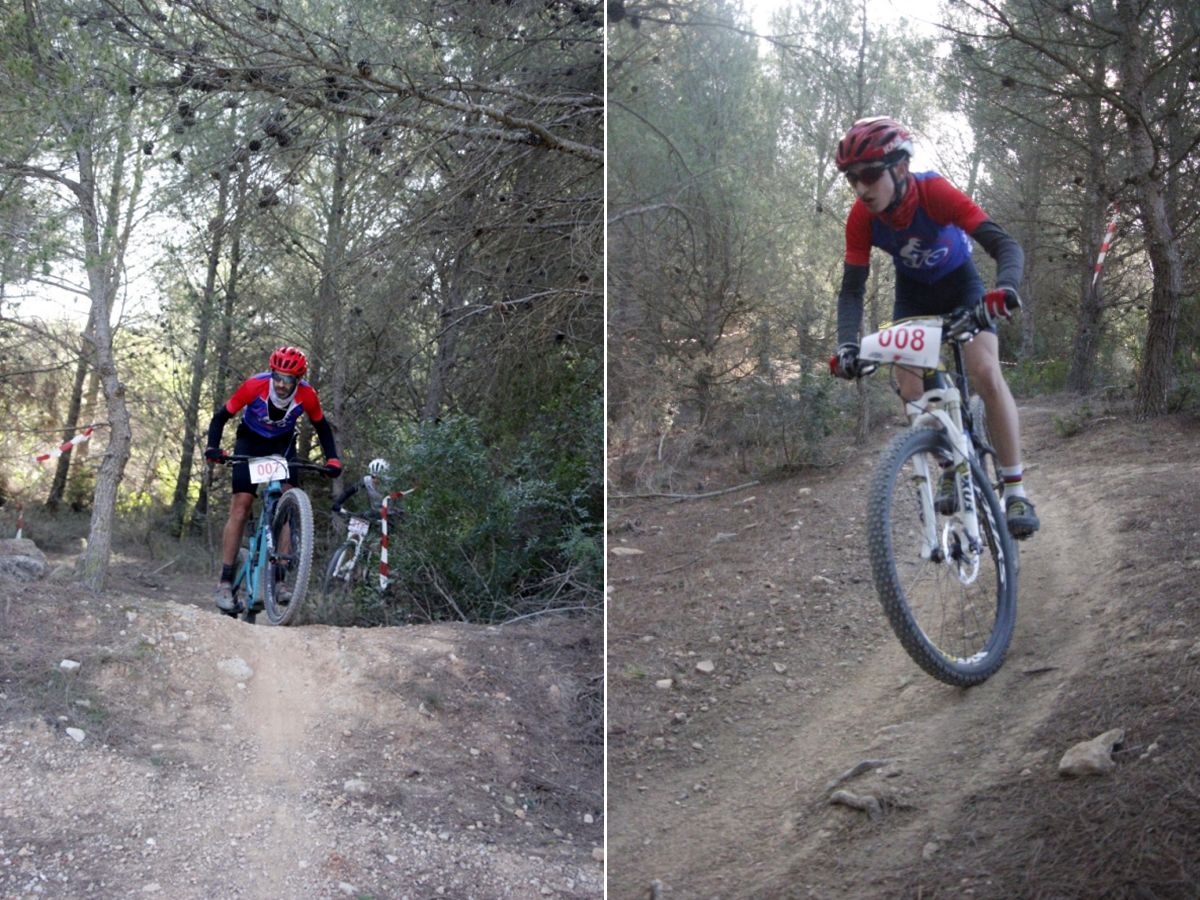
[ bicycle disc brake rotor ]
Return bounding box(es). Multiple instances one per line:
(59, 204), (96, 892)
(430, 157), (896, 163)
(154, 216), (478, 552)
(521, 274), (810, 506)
(940, 522), (981, 585)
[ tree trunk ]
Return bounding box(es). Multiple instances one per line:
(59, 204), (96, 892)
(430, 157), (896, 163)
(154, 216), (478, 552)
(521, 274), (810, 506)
(424, 252), (469, 421)
(44, 312), (93, 511)
(1117, 0), (1183, 417)
(1066, 210), (1108, 394)
(1015, 143), (1044, 360)
(318, 126), (350, 475)
(1066, 87), (1111, 394)
(192, 157), (250, 532)
(170, 170), (229, 535)
(75, 141), (135, 591)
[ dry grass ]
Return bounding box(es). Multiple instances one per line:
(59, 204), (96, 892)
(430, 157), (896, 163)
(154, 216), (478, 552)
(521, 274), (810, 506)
(0, 577), (129, 743)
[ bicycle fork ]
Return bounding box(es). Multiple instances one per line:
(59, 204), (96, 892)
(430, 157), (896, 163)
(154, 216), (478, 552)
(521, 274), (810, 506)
(908, 403), (986, 571)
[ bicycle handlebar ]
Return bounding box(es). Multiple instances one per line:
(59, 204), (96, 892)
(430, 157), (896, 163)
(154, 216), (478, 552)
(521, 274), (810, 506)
(210, 454), (337, 476)
(331, 486), (416, 520)
(849, 307), (986, 381)
(331, 506), (383, 522)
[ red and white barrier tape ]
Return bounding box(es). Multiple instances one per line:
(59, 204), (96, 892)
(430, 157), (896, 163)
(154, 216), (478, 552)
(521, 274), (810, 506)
(1092, 205), (1119, 289)
(34, 427), (94, 462)
(378, 487), (416, 590)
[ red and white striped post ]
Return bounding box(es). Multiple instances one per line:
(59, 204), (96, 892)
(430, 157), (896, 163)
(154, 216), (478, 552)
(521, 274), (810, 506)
(378, 487), (416, 590)
(15, 503), (24, 540)
(1092, 205), (1120, 290)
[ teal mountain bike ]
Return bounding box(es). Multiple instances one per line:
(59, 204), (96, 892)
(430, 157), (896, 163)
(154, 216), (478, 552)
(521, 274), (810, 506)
(216, 454), (330, 626)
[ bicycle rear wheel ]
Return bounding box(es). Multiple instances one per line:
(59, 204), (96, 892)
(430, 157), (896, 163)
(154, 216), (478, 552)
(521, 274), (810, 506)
(265, 489), (314, 626)
(867, 427), (1018, 686)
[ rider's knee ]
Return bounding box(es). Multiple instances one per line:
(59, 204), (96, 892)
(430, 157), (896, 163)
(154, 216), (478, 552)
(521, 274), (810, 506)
(971, 365), (1009, 402)
(229, 494), (254, 521)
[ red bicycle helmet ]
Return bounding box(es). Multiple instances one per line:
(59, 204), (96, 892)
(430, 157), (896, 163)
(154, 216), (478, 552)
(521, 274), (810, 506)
(269, 346), (308, 377)
(835, 117), (914, 171)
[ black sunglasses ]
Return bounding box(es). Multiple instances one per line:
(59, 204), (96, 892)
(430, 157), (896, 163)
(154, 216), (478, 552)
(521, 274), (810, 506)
(271, 372), (298, 387)
(845, 164), (888, 187)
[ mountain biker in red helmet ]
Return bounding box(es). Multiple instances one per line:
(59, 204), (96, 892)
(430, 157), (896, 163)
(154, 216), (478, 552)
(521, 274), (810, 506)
(204, 346), (342, 611)
(829, 116), (1039, 539)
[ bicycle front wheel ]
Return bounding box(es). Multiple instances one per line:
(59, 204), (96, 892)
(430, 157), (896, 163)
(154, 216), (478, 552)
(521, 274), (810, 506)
(265, 489), (314, 626)
(867, 428), (1018, 686)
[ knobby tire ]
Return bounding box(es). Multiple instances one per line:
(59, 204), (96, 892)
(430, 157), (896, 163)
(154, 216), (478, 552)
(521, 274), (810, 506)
(264, 489), (314, 626)
(867, 427), (1018, 686)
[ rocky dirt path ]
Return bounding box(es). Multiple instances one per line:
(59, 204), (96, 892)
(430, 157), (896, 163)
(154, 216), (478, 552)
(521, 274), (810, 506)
(606, 402), (1200, 898)
(0, 584), (603, 899)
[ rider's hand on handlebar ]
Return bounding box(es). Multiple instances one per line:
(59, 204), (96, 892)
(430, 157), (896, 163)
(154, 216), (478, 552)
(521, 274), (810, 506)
(830, 343), (861, 380)
(324, 458), (342, 478)
(204, 447), (227, 465)
(981, 287), (1021, 325)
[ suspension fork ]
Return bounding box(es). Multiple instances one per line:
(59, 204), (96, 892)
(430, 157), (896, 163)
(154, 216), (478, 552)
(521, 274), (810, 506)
(910, 407), (985, 555)
(908, 450), (941, 560)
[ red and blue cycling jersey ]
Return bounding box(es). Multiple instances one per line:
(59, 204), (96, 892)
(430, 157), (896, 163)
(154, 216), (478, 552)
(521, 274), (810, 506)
(224, 372), (325, 439)
(844, 171), (989, 285)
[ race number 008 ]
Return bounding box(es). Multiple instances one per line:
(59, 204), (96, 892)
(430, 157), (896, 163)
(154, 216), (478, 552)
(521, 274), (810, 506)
(878, 326), (926, 353)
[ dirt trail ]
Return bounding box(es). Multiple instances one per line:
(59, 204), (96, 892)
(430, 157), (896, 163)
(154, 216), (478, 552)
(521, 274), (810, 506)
(606, 402), (1200, 898)
(0, 583), (603, 898)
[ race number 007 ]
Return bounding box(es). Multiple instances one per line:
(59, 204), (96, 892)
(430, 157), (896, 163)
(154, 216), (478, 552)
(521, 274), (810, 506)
(248, 456), (288, 485)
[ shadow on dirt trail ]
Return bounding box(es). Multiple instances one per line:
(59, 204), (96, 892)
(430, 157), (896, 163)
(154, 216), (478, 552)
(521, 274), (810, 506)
(0, 574), (603, 899)
(607, 400), (1200, 899)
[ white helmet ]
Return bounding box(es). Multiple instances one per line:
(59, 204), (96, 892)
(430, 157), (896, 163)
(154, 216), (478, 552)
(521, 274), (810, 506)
(367, 458), (390, 478)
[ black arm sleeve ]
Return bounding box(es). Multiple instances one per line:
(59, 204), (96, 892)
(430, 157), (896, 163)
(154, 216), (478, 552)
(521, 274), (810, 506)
(206, 407), (232, 449)
(312, 416), (339, 461)
(971, 220), (1024, 291)
(332, 484), (359, 508)
(836, 263), (870, 347)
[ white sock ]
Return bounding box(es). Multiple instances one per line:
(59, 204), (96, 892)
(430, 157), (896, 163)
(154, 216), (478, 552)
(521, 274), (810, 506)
(999, 465), (1026, 499)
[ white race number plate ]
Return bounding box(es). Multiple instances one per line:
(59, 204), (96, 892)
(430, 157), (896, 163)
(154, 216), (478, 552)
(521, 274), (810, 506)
(248, 455), (289, 485)
(860, 319), (942, 369)
(348, 516), (370, 537)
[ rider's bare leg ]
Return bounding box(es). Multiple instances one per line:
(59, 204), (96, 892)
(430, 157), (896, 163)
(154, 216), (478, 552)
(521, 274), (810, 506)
(221, 493), (255, 570)
(962, 332), (1021, 470)
(894, 366), (923, 404)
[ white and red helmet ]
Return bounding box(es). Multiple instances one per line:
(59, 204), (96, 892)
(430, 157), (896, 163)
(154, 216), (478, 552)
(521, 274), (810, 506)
(835, 117), (914, 171)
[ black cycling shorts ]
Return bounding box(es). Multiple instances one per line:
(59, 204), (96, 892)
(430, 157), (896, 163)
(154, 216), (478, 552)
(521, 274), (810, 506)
(893, 259), (995, 335)
(230, 425), (297, 495)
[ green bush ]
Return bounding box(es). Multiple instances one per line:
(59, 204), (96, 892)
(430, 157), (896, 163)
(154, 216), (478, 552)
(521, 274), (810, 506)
(386, 414), (600, 624)
(1005, 357), (1069, 396)
(701, 369), (843, 472)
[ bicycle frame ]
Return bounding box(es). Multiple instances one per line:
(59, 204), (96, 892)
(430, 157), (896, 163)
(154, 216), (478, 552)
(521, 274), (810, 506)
(329, 518), (371, 581)
(863, 316), (991, 572)
(233, 476), (286, 613)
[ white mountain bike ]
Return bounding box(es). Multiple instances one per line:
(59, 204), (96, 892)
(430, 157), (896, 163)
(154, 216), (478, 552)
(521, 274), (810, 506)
(851, 308), (1018, 686)
(321, 488), (416, 614)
